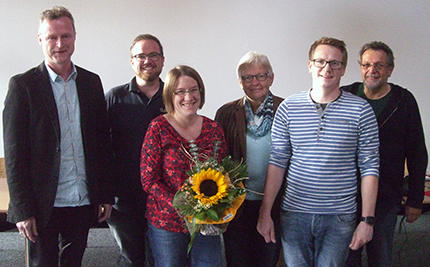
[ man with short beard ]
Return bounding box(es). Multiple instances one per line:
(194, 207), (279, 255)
(105, 34), (165, 267)
(343, 41), (428, 267)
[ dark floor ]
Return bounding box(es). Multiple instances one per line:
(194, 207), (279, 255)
(1, 214), (429, 267)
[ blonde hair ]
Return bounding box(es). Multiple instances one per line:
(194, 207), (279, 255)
(39, 6), (75, 32)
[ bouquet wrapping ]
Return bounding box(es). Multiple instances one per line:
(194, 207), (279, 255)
(173, 141), (247, 251)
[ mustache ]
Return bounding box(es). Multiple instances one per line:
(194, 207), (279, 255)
(141, 63), (155, 68)
(365, 74), (380, 79)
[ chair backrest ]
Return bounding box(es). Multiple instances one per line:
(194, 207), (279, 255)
(0, 158), (9, 214)
(0, 158), (5, 178)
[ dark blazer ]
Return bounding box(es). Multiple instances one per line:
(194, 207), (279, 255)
(3, 62), (114, 229)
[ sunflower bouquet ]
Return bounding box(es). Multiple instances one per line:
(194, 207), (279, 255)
(173, 140), (247, 241)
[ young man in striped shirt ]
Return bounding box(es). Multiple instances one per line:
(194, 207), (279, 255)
(257, 37), (380, 266)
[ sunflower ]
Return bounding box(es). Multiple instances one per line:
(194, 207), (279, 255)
(192, 168), (228, 206)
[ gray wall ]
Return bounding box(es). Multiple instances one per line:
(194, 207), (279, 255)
(1, 0), (429, 170)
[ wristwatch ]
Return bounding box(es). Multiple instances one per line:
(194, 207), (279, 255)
(360, 216), (375, 225)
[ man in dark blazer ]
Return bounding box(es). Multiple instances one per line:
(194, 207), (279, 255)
(3, 6), (113, 266)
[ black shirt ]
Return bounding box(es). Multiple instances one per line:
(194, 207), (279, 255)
(105, 77), (165, 214)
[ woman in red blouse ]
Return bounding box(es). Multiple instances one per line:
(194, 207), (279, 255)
(141, 65), (227, 267)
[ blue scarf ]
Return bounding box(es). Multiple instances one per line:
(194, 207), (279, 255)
(244, 92), (274, 137)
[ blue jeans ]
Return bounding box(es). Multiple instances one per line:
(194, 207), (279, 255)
(345, 204), (401, 267)
(281, 211), (356, 267)
(147, 223), (222, 267)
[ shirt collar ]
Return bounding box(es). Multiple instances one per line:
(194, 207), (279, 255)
(130, 77), (164, 98)
(45, 61), (77, 83)
(129, 77), (140, 92)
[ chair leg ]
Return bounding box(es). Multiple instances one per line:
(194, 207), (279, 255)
(25, 238), (30, 267)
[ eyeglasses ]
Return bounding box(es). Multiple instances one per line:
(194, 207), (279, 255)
(173, 88), (201, 96)
(241, 73), (271, 83)
(360, 62), (388, 71)
(312, 59), (344, 70)
(132, 52), (162, 62)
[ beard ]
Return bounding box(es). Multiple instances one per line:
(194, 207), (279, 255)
(135, 66), (162, 83)
(363, 75), (386, 92)
(137, 72), (160, 82)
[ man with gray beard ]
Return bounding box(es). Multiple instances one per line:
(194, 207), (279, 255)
(343, 41), (428, 267)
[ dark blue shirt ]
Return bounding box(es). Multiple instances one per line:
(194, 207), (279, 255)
(105, 77), (165, 214)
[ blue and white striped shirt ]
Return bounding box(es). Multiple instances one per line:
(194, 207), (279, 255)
(269, 89), (379, 214)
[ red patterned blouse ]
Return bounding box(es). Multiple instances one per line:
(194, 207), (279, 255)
(141, 115), (227, 233)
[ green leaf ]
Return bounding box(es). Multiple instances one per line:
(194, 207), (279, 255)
(195, 211), (207, 221)
(173, 204), (188, 210)
(179, 208), (194, 216)
(207, 209), (219, 221)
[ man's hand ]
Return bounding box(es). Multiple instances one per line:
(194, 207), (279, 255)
(98, 204), (112, 223)
(257, 213), (276, 243)
(405, 205), (422, 223)
(349, 221), (373, 250)
(256, 164), (286, 244)
(16, 217), (38, 243)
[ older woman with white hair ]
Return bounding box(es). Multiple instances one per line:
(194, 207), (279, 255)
(215, 51), (284, 267)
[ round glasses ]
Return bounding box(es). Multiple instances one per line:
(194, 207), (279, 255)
(241, 73), (271, 83)
(132, 52), (162, 62)
(312, 59), (344, 70)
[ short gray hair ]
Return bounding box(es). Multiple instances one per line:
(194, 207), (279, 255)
(237, 51), (273, 79)
(358, 41), (395, 68)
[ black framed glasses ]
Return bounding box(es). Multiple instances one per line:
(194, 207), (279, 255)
(241, 73), (271, 83)
(359, 62), (388, 71)
(312, 59), (344, 70)
(132, 52), (162, 62)
(173, 88), (201, 96)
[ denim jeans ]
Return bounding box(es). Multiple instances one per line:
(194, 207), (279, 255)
(345, 204), (401, 267)
(147, 223), (222, 267)
(107, 207), (152, 266)
(280, 211), (356, 267)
